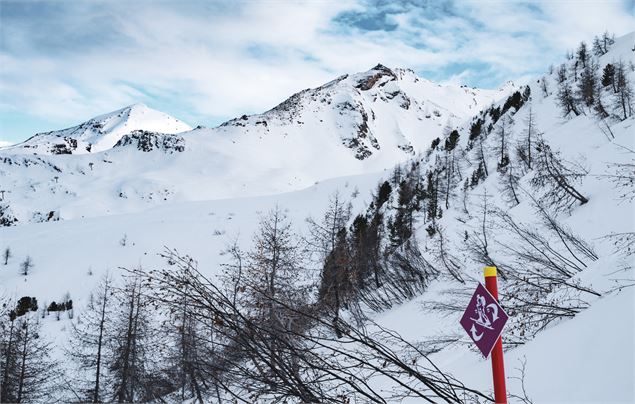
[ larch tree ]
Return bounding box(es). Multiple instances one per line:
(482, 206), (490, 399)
(19, 256), (33, 276)
(531, 138), (589, 211)
(306, 190), (351, 263)
(495, 114), (513, 169)
(517, 106), (538, 171)
(109, 275), (164, 402)
(2, 248), (10, 265)
(613, 60), (634, 120)
(69, 274), (114, 403)
(1, 316), (57, 403)
(557, 78), (581, 117)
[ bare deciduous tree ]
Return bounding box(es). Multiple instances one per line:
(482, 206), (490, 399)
(130, 250), (490, 403)
(68, 274), (114, 402)
(531, 138), (588, 211)
(19, 256), (33, 276)
(2, 247), (10, 265)
(1, 316), (58, 403)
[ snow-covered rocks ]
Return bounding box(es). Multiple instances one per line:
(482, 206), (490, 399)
(114, 130), (185, 153)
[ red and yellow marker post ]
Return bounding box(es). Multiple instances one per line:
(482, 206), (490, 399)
(484, 266), (507, 403)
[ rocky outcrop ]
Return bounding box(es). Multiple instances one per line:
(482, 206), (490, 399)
(114, 130), (185, 153)
(355, 64), (397, 91)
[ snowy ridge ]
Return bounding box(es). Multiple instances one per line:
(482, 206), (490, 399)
(217, 64), (509, 161)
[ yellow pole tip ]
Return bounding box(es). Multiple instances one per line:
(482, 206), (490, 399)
(484, 266), (497, 277)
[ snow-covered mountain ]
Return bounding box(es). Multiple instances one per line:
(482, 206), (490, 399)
(0, 65), (513, 225)
(214, 64), (509, 161)
(4, 103), (192, 155)
(1, 30), (633, 403)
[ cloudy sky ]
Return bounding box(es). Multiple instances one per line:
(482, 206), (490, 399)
(1, 0), (634, 144)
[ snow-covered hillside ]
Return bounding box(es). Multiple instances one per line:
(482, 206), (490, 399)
(0, 31), (633, 403)
(0, 65), (511, 226)
(4, 103), (192, 155)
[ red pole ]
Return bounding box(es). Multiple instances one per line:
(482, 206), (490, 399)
(484, 266), (507, 404)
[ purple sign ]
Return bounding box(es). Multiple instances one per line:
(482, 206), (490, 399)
(460, 282), (508, 358)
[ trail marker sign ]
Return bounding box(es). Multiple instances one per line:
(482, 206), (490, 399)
(459, 282), (508, 358)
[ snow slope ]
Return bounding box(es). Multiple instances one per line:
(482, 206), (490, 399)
(374, 282), (634, 403)
(0, 172), (379, 308)
(365, 31), (635, 402)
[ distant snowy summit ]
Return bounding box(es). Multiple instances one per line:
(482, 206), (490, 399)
(6, 103), (192, 155)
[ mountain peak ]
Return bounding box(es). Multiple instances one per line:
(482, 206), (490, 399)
(126, 102), (149, 110)
(370, 63), (393, 73)
(497, 80), (517, 93)
(356, 64), (397, 91)
(10, 104), (192, 155)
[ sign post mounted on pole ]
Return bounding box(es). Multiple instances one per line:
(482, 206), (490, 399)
(459, 266), (508, 404)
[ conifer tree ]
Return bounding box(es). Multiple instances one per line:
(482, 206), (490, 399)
(390, 179), (416, 247)
(601, 31), (615, 53)
(557, 64), (567, 84)
(228, 207), (308, 390)
(425, 170), (439, 222)
(592, 35), (607, 56)
(602, 63), (616, 91)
